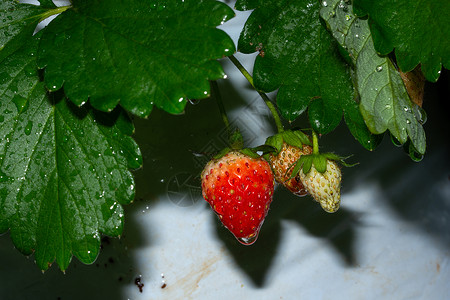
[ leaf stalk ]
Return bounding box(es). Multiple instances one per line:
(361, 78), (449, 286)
(39, 5), (71, 22)
(228, 55), (284, 133)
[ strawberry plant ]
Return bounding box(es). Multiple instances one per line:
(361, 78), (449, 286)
(0, 0), (448, 271)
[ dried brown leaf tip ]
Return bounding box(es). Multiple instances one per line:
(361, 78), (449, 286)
(400, 65), (426, 107)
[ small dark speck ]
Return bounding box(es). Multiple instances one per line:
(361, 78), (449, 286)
(437, 262), (440, 273)
(118, 276), (123, 282)
(134, 276), (144, 293)
(109, 257), (114, 263)
(161, 283), (167, 289)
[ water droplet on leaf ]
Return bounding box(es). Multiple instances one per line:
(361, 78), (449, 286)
(24, 121), (33, 136)
(12, 94), (27, 113)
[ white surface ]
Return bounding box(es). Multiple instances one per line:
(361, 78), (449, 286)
(1, 1), (449, 300)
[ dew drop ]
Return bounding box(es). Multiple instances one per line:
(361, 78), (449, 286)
(406, 119), (411, 124)
(345, 15), (351, 21)
(376, 65), (383, 72)
(322, 1), (328, 7)
(24, 121), (33, 136)
(329, 11), (336, 17)
(385, 104), (391, 109)
(12, 94), (27, 113)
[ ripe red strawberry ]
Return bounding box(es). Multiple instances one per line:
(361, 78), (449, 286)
(201, 151), (274, 245)
(268, 142), (313, 196)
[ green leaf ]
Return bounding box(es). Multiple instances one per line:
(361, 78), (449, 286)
(353, 0), (450, 82)
(235, 0), (257, 11)
(0, 1), (49, 60)
(0, 34), (142, 271)
(265, 133), (283, 153)
(37, 0), (235, 117)
(320, 0), (426, 154)
(237, 0), (354, 135)
(38, 0), (57, 8)
(341, 91), (383, 151)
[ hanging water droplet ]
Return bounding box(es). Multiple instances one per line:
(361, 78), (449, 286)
(413, 106), (427, 125)
(376, 65), (383, 72)
(403, 106), (410, 112)
(237, 233), (258, 245)
(188, 99), (200, 105)
(322, 1), (328, 7)
(406, 119), (411, 124)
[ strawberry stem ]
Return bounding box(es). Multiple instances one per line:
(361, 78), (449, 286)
(312, 131), (320, 155)
(228, 55), (284, 133)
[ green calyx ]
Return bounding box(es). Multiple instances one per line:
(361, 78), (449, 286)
(288, 131), (357, 177)
(265, 129), (312, 155)
(213, 128), (276, 160)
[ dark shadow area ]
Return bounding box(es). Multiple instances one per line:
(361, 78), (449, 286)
(214, 208), (282, 287)
(0, 229), (140, 300)
(314, 69), (450, 252)
(215, 184), (359, 287)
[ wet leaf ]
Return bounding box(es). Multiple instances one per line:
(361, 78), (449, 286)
(236, 0), (377, 151)
(0, 1), (50, 61)
(237, 0), (354, 134)
(353, 0), (450, 82)
(0, 34), (142, 271)
(320, 0), (426, 154)
(37, 0), (235, 117)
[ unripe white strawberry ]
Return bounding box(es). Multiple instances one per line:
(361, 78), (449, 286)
(299, 159), (341, 213)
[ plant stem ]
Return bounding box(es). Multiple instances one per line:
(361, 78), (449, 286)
(228, 55), (284, 133)
(312, 131), (319, 155)
(39, 5), (72, 22)
(210, 80), (231, 135)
